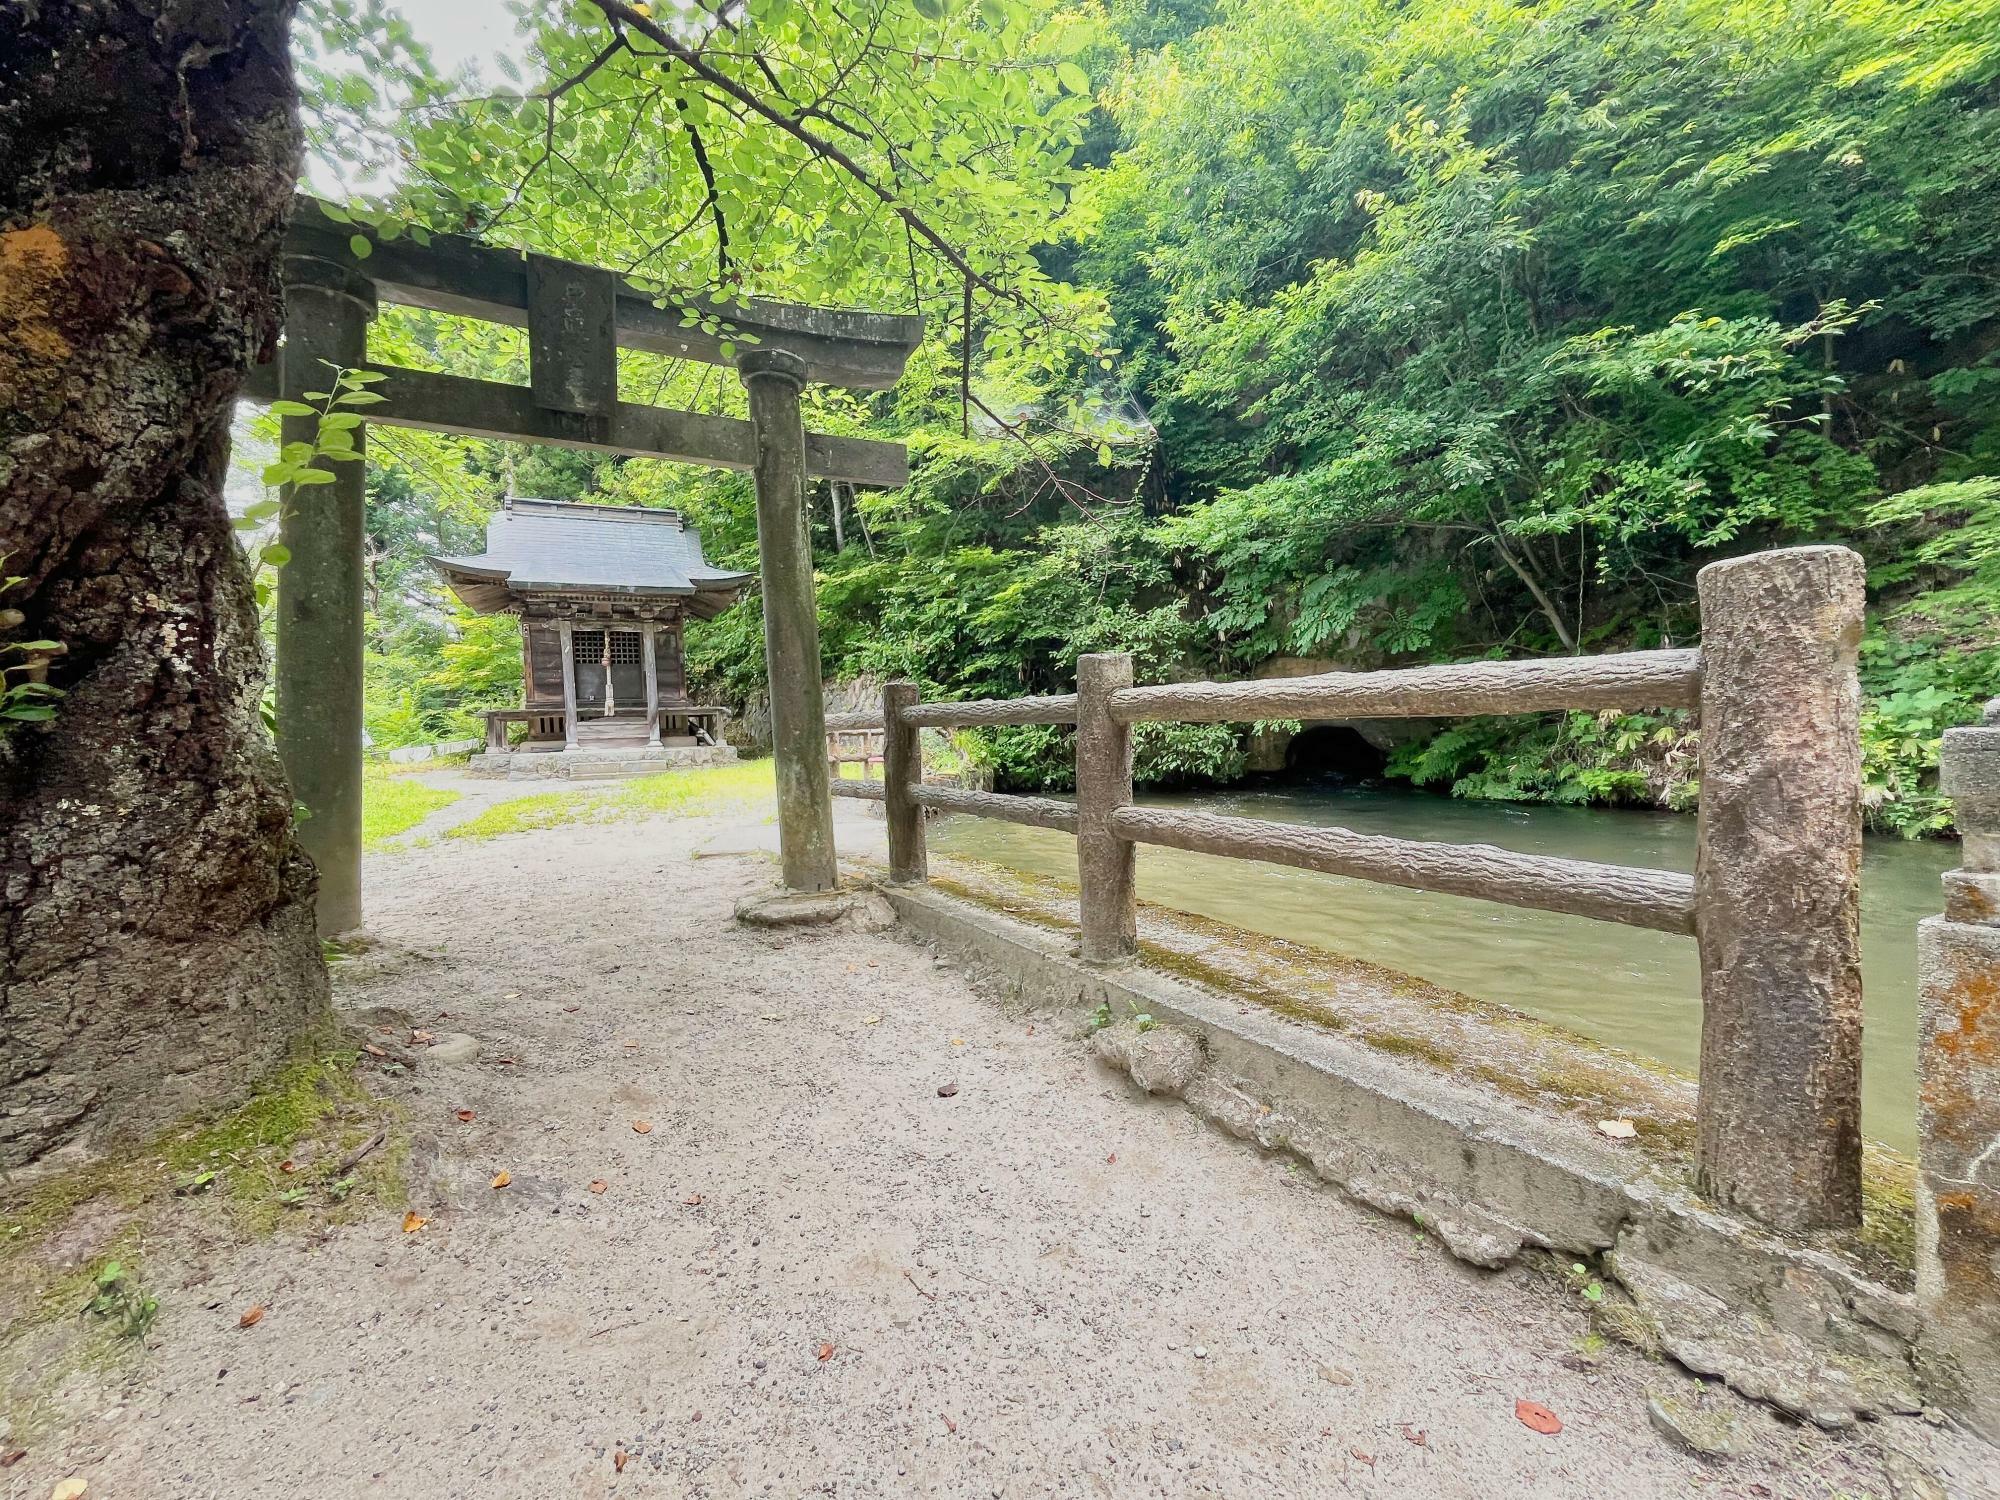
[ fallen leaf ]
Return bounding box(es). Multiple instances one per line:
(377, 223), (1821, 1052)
(1350, 1449), (1375, 1468)
(563, 1005), (579, 1013)
(238, 1305), (265, 1329)
(504, 992), (521, 1001)
(490, 1170), (511, 1189)
(866, 960), (878, 968)
(632, 1120), (653, 1135)
(622, 1040), (640, 1050)
(402, 1211), (428, 1234)
(362, 1043), (387, 1058)
(496, 1056), (518, 1066)
(816, 1343), (836, 1362)
(758, 1013), (784, 1022)
(1106, 1153), (1117, 1164)
(1596, 1119), (1638, 1139)
(50, 1480), (87, 1500)
(862, 1014), (882, 1025)
(936, 1083), (958, 1098)
(1025, 1025), (1034, 1036)
(455, 1108), (475, 1123)
(1515, 1398), (1562, 1435)
(950, 1037), (965, 1047)
(1318, 1365), (1354, 1386)
(940, 1413), (956, 1434)
(411, 1029), (434, 1045)
(1400, 1423), (1428, 1447)
(0, 1448), (24, 1468)
(682, 1194), (703, 1206)
(588, 1179), (608, 1194)
(613, 1447), (628, 1473)
(278, 1159), (297, 1174)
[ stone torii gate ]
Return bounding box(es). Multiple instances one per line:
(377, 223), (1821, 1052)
(245, 197), (922, 932)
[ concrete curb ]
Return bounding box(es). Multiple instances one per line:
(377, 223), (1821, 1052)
(883, 883), (1934, 1430)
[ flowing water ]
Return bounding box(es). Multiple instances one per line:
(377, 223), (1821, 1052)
(929, 783), (1956, 1155)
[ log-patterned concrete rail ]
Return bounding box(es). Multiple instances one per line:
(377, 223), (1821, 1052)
(828, 779), (887, 802)
(1109, 806), (1697, 934)
(913, 784), (1079, 834)
(900, 694), (1080, 729)
(1106, 649), (1701, 724)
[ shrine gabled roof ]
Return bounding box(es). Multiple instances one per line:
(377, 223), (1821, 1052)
(431, 498), (752, 616)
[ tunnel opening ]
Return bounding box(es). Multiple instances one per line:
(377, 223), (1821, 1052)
(1283, 724), (1391, 784)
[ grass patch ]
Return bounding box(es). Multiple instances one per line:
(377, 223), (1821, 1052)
(445, 758), (775, 841)
(362, 763), (460, 849)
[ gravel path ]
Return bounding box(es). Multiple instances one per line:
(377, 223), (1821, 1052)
(26, 812), (1990, 1498)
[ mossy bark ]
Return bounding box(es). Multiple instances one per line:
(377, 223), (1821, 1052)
(0, 0), (328, 1168)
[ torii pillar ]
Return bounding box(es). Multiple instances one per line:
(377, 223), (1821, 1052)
(274, 256), (375, 936)
(740, 349), (837, 892)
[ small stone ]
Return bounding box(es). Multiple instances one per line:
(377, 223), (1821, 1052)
(1646, 1390), (1745, 1459)
(424, 1033), (480, 1066)
(1192, 1346), (1207, 1359)
(937, 1083), (958, 1098)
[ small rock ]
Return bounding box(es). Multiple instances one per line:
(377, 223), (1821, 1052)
(425, 1033), (480, 1067)
(937, 1083), (958, 1098)
(1192, 1346), (1208, 1360)
(1646, 1390), (1745, 1459)
(1090, 1019), (1203, 1097)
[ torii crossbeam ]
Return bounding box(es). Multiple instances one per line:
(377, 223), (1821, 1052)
(247, 196), (923, 932)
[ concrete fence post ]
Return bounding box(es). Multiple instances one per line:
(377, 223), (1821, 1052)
(883, 681), (926, 885)
(1916, 698), (2000, 1440)
(1076, 652), (1137, 964)
(274, 255), (377, 937)
(1692, 545), (1866, 1232)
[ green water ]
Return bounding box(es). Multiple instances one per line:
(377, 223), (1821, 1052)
(929, 785), (1956, 1155)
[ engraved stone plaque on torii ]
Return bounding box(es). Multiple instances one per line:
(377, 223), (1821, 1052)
(245, 196), (923, 932)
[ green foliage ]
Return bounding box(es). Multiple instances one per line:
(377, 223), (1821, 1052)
(85, 1262), (159, 1342)
(0, 560), (63, 732)
(301, 0), (1997, 833)
(1388, 711), (1699, 810)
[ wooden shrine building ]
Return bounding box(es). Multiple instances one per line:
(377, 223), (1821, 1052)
(432, 497), (751, 754)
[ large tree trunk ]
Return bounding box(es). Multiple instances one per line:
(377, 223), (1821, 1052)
(0, 0), (327, 1170)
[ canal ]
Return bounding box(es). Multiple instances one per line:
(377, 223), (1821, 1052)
(929, 784), (1954, 1155)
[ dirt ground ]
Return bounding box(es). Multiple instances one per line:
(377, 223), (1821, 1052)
(8, 794), (1996, 1498)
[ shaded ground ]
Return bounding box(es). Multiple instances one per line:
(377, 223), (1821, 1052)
(5, 788), (1992, 1497)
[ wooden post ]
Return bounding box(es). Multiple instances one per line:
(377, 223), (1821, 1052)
(1693, 546), (1866, 1232)
(641, 622), (662, 748)
(274, 255), (376, 936)
(1076, 652), (1137, 963)
(740, 349), (838, 893)
(556, 617), (579, 751)
(1915, 699), (2000, 1441)
(883, 681), (926, 885)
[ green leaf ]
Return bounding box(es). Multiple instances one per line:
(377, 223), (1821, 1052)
(263, 544), (293, 567)
(290, 469), (337, 486)
(1057, 62), (1090, 96)
(2, 705), (56, 722)
(335, 391), (387, 406)
(267, 400), (317, 417)
(348, 234), (373, 260)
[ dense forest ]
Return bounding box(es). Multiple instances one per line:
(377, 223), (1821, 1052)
(323, 0), (2000, 835)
